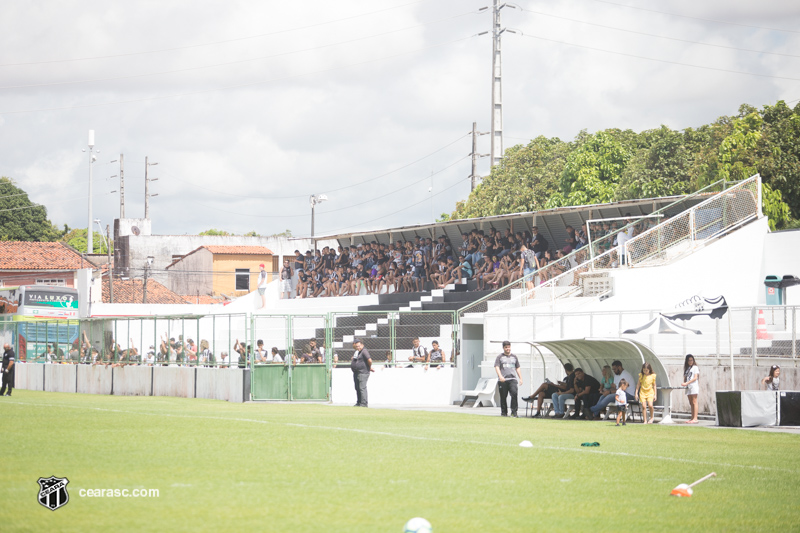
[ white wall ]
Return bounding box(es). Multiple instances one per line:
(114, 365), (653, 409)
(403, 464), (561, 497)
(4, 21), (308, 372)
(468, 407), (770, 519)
(601, 217), (769, 311)
(331, 367), (460, 407)
(759, 228), (800, 305)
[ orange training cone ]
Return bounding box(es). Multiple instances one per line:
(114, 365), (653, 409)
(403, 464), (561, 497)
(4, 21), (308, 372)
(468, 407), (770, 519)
(756, 310), (772, 340)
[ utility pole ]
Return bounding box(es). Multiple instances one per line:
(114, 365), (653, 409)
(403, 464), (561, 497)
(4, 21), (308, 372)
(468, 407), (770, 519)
(142, 264), (148, 304)
(470, 122), (489, 191)
(83, 130), (99, 254)
(143, 256), (153, 304)
(107, 224), (113, 303)
(145, 157), (158, 219)
(490, 1), (516, 167)
(119, 154), (125, 218)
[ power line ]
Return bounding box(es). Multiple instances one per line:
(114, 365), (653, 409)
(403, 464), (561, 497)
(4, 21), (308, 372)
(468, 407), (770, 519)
(160, 133), (469, 200)
(0, 191), (116, 214)
(0, 34), (476, 115)
(0, 10), (481, 91)
(519, 33), (800, 82)
(584, 0), (800, 35)
(192, 155), (470, 218)
(323, 174), (470, 235)
(517, 6), (800, 59)
(0, 0), (442, 68)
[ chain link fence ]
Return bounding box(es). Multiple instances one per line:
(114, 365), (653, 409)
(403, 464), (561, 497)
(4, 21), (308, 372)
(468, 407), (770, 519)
(480, 176), (761, 313)
(626, 176), (759, 267)
(329, 310), (457, 368)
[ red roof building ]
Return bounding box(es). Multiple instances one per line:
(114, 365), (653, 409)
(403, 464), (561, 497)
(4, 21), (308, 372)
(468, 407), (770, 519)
(0, 241), (97, 288)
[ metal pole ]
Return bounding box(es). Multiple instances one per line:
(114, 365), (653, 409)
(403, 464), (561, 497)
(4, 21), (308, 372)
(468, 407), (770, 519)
(119, 154), (125, 218)
(311, 201), (316, 253)
(144, 156), (149, 219)
(87, 131), (94, 254)
(490, 0), (503, 167)
(729, 310), (734, 389)
(143, 264), (149, 304)
(107, 225), (113, 303)
(471, 122), (478, 191)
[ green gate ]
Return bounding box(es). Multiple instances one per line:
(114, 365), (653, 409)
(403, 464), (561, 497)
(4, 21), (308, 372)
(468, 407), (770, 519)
(250, 315), (330, 401)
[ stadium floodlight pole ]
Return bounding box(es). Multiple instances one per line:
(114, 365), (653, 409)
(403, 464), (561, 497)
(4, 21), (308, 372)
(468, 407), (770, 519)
(82, 130), (100, 254)
(489, 1), (518, 167)
(310, 194), (328, 253)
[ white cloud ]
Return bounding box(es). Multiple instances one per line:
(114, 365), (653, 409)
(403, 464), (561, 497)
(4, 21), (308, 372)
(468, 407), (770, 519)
(0, 0), (798, 238)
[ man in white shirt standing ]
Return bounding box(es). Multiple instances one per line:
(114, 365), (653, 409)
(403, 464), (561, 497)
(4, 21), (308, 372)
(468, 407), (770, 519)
(257, 263), (268, 309)
(615, 214), (635, 266)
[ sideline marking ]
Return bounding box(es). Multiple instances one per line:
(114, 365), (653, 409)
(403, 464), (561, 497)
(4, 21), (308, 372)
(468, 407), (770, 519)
(4, 399), (796, 474)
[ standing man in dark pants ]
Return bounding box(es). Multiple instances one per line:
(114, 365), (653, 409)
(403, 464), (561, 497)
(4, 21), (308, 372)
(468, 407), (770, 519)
(351, 339), (373, 407)
(1, 343), (15, 397)
(494, 341), (522, 417)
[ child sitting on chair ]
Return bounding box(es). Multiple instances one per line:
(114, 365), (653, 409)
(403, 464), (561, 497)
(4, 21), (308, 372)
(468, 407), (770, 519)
(615, 379), (629, 426)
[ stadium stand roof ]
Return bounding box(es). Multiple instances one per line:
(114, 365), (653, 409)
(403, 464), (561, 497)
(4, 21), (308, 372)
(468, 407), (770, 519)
(319, 194), (705, 253)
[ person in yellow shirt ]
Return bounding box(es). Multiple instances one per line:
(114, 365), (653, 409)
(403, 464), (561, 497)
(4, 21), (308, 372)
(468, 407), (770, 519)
(636, 363), (657, 424)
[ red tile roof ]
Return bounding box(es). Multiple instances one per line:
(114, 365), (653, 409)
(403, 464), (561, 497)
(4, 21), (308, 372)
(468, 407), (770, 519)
(0, 241), (97, 270)
(180, 294), (229, 305)
(102, 278), (189, 304)
(202, 245), (273, 255)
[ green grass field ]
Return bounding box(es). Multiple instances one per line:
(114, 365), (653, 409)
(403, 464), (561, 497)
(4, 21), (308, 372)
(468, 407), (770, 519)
(2, 391), (799, 532)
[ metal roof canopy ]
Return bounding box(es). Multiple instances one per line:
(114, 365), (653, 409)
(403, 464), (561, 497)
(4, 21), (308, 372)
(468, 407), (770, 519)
(511, 338), (671, 390)
(320, 194), (703, 253)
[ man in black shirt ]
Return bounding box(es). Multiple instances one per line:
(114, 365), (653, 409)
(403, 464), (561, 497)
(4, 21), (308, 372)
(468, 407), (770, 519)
(571, 368), (602, 419)
(1, 343), (15, 396)
(531, 226), (548, 259)
(493, 341), (522, 417)
(351, 339), (373, 407)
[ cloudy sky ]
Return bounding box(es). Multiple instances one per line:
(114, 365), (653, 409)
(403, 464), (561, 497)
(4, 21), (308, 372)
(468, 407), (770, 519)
(1, 0), (799, 239)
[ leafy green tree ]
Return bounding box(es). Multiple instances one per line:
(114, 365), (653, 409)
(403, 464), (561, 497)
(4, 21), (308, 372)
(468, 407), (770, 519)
(60, 228), (110, 254)
(0, 177), (61, 241)
(548, 130), (630, 208)
(762, 183), (791, 231)
(269, 229), (292, 238)
(756, 101), (800, 219)
(199, 228), (232, 236)
(450, 136), (565, 219)
(617, 126), (692, 200)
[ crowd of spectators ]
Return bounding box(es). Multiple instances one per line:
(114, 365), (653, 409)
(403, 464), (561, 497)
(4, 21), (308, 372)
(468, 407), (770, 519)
(280, 214), (660, 299)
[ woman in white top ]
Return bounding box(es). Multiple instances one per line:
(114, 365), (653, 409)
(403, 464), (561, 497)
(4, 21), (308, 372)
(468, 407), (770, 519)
(681, 354), (700, 424)
(762, 365), (780, 391)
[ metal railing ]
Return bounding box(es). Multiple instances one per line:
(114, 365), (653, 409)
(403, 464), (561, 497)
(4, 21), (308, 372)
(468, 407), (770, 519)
(487, 175), (762, 313)
(482, 305), (798, 362)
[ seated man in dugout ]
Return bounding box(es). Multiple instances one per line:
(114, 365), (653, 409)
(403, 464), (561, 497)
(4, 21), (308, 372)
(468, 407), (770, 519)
(523, 363), (574, 417)
(571, 367), (602, 419)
